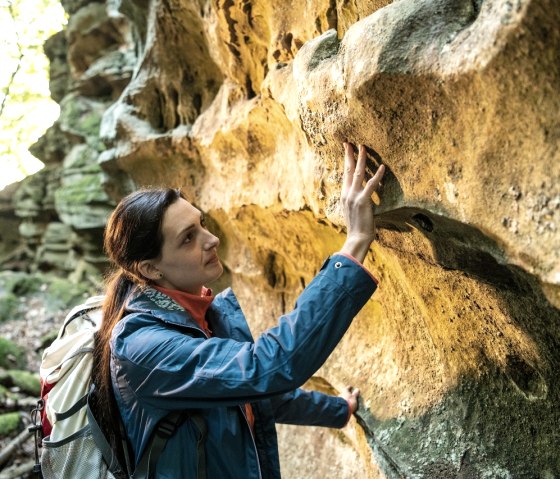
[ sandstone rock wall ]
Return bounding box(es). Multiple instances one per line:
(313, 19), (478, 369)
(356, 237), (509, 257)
(7, 0), (560, 476)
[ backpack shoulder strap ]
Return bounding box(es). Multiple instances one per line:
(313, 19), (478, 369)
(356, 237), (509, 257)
(134, 411), (207, 479)
(88, 382), (207, 479)
(86, 390), (126, 477)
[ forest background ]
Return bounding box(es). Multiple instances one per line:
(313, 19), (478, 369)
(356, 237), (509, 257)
(0, 0), (66, 190)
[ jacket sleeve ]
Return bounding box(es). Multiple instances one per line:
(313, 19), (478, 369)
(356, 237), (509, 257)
(269, 389), (349, 429)
(111, 254), (377, 410)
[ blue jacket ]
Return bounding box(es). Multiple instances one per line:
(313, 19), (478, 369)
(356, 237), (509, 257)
(110, 254), (377, 478)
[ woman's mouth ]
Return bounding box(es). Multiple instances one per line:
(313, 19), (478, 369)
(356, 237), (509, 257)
(206, 255), (220, 265)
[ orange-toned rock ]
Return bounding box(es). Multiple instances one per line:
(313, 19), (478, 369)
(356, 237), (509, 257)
(13, 0), (560, 476)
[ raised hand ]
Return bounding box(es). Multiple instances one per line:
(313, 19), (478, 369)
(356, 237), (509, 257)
(339, 143), (385, 263)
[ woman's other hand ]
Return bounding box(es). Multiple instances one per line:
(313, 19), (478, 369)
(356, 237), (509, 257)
(340, 385), (360, 417)
(339, 143), (385, 263)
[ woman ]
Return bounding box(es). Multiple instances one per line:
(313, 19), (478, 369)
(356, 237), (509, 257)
(93, 143), (385, 478)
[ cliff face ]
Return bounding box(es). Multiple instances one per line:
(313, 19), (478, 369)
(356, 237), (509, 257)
(6, 0), (560, 476)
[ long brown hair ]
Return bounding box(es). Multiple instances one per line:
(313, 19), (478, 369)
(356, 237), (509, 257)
(92, 187), (184, 439)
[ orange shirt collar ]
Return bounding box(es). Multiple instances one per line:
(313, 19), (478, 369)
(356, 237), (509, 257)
(154, 286), (214, 336)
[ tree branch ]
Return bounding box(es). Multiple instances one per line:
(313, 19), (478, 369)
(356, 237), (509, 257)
(0, 1), (25, 118)
(0, 428), (33, 467)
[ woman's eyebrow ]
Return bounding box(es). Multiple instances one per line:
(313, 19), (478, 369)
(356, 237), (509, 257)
(175, 212), (202, 240)
(176, 224), (195, 241)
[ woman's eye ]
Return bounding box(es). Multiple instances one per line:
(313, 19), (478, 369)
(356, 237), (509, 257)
(200, 217), (207, 228)
(184, 233), (193, 243)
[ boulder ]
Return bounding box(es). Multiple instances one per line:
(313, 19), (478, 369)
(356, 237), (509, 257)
(44, 31), (71, 103)
(55, 144), (116, 229)
(66, 2), (129, 76)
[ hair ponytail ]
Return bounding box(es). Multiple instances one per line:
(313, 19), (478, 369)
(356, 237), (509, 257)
(93, 269), (134, 411)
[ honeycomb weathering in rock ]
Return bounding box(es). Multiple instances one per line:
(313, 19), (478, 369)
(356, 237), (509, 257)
(11, 0), (560, 476)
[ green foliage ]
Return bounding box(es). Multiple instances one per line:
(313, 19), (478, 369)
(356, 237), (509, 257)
(0, 270), (45, 323)
(0, 271), (94, 316)
(0, 271), (43, 295)
(0, 0), (67, 189)
(0, 369), (41, 395)
(0, 412), (21, 435)
(0, 337), (26, 369)
(0, 292), (19, 323)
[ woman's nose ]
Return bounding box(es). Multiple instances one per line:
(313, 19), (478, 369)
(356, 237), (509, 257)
(204, 231), (220, 250)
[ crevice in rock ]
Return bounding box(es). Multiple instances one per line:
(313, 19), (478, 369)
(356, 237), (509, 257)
(245, 74), (256, 99)
(264, 252), (286, 289)
(241, 0), (253, 28)
(222, 0), (240, 56)
(326, 0), (338, 32)
(354, 412), (407, 479)
(354, 365), (559, 478)
(168, 87), (180, 128)
(411, 213), (434, 233)
(377, 207), (526, 291)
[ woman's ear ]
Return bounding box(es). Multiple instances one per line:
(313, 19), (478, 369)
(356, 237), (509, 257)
(138, 260), (162, 281)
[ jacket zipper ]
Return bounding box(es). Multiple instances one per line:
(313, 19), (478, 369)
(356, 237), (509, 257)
(239, 405), (263, 479)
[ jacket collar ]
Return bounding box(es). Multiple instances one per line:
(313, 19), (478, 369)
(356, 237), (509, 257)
(126, 286), (201, 330)
(126, 286), (254, 342)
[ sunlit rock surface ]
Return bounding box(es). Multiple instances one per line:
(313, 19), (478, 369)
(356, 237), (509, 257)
(10, 0), (560, 476)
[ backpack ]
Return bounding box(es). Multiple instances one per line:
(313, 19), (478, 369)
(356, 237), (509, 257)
(30, 295), (207, 479)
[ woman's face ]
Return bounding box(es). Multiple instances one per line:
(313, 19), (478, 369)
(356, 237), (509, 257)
(149, 198), (223, 294)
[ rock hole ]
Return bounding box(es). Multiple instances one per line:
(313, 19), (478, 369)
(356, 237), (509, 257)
(314, 16), (322, 33)
(326, 0), (337, 31)
(471, 0), (482, 18)
(505, 354), (547, 400)
(264, 252), (278, 288)
(245, 75), (256, 99)
(146, 86), (164, 132)
(193, 93), (202, 116)
(411, 213), (434, 232)
(281, 32), (293, 51)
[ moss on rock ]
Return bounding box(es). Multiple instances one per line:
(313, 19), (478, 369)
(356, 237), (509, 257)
(0, 271), (47, 323)
(0, 338), (26, 369)
(0, 271), (44, 296)
(46, 277), (91, 310)
(0, 292), (19, 324)
(2, 370), (41, 396)
(0, 412), (21, 435)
